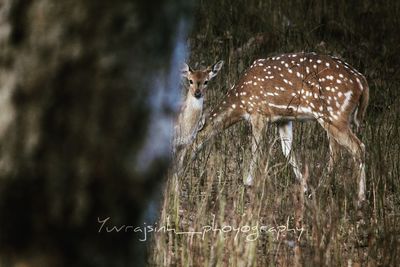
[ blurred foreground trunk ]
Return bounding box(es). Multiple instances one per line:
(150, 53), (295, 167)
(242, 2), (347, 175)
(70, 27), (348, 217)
(0, 0), (191, 266)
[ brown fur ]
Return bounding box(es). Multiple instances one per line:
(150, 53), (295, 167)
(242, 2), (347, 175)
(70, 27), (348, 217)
(198, 52), (369, 205)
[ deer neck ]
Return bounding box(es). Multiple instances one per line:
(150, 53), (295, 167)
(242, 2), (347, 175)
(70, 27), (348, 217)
(182, 94), (203, 129)
(185, 93), (203, 112)
(175, 94), (204, 146)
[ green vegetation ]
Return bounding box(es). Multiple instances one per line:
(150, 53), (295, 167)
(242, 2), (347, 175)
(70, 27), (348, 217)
(151, 0), (400, 265)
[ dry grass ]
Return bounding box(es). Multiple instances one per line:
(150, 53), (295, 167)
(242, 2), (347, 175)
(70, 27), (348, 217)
(149, 1), (400, 266)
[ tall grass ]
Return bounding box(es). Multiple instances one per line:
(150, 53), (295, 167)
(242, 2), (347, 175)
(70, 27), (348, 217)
(150, 0), (400, 265)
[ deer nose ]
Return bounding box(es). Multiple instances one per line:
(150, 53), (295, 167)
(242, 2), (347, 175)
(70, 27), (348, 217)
(194, 90), (202, 99)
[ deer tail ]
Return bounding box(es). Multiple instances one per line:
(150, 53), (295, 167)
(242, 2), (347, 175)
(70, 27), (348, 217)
(354, 76), (369, 129)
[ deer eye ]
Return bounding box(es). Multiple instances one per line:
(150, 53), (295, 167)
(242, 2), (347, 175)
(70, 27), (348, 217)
(189, 80), (193, 84)
(204, 80), (208, 85)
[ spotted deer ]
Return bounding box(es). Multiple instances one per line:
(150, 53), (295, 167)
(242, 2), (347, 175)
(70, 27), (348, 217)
(174, 60), (224, 172)
(197, 52), (369, 204)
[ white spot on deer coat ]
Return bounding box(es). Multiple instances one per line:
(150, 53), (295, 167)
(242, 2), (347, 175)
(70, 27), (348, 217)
(341, 91), (353, 112)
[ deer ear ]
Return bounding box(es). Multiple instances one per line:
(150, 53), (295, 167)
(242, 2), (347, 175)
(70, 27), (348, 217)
(181, 63), (192, 79)
(208, 60), (224, 80)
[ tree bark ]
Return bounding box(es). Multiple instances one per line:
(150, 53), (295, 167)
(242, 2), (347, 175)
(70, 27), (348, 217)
(0, 0), (191, 266)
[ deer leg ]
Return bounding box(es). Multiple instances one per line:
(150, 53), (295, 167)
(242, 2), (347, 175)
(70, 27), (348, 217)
(278, 121), (306, 191)
(324, 124), (366, 205)
(192, 109), (244, 160)
(245, 115), (265, 186)
(328, 134), (340, 172)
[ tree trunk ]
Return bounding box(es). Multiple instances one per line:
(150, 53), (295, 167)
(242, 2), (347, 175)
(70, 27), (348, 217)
(0, 0), (191, 266)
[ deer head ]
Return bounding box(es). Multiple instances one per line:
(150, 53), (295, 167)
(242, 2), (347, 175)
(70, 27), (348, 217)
(181, 60), (224, 99)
